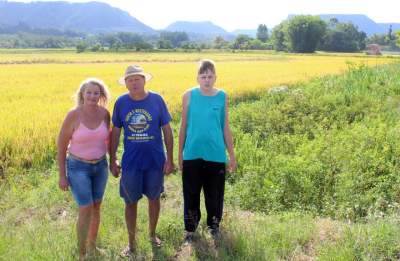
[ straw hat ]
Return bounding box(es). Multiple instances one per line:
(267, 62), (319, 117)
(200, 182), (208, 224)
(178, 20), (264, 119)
(118, 65), (152, 85)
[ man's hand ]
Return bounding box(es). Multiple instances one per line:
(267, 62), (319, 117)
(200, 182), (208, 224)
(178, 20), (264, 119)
(110, 158), (121, 178)
(163, 160), (175, 175)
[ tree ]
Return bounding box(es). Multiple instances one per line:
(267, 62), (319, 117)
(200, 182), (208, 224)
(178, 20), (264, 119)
(232, 34), (251, 50)
(256, 24), (269, 42)
(213, 36), (228, 49)
(320, 22), (366, 52)
(76, 41), (87, 53)
(159, 31), (189, 48)
(287, 15), (326, 53)
(270, 21), (289, 51)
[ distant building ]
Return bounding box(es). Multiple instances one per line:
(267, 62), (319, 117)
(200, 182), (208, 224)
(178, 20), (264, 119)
(366, 44), (382, 55)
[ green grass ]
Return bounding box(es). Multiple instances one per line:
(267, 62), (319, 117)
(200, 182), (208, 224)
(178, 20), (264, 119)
(1, 169), (399, 260)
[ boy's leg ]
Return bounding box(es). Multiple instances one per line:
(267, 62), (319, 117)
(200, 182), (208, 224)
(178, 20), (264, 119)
(203, 161), (226, 230)
(182, 159), (203, 232)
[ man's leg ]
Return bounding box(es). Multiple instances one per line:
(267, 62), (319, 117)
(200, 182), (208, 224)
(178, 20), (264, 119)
(148, 197), (161, 245)
(125, 203), (138, 251)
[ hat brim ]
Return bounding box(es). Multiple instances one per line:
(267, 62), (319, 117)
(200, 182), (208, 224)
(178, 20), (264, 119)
(118, 72), (152, 85)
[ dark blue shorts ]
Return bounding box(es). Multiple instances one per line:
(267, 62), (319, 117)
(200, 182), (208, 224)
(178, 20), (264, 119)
(66, 156), (108, 207)
(120, 168), (164, 204)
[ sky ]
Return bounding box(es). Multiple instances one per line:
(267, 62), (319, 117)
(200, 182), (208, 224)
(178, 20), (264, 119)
(17, 0), (400, 31)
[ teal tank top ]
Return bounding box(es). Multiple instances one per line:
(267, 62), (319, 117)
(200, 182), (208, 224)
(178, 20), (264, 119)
(183, 87), (227, 163)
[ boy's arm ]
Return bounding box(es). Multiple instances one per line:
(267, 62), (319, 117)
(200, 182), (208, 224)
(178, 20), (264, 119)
(178, 91), (190, 171)
(223, 95), (237, 173)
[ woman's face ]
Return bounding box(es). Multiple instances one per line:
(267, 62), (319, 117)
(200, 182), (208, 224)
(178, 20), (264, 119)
(83, 83), (101, 106)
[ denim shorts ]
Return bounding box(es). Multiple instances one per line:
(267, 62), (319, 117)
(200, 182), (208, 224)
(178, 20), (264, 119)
(66, 156), (108, 206)
(120, 167), (164, 204)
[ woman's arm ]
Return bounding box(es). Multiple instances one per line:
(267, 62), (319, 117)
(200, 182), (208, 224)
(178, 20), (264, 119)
(57, 110), (76, 191)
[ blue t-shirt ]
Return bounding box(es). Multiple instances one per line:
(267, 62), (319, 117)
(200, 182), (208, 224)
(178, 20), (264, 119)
(112, 92), (171, 171)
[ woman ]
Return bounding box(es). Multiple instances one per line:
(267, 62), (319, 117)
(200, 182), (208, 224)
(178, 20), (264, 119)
(57, 78), (110, 260)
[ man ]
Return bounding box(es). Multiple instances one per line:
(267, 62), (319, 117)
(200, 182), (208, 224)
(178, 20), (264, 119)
(110, 65), (174, 256)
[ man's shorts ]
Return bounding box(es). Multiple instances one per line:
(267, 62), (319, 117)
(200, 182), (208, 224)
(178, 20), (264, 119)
(120, 167), (164, 204)
(66, 156), (108, 206)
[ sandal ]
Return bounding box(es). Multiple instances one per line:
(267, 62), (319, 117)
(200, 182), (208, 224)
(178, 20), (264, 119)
(120, 246), (135, 257)
(150, 236), (162, 247)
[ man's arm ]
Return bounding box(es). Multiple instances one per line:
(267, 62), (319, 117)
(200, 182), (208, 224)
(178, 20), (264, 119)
(109, 126), (122, 177)
(162, 123), (174, 175)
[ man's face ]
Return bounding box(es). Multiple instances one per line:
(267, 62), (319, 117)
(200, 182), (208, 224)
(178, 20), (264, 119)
(197, 70), (216, 89)
(125, 75), (145, 96)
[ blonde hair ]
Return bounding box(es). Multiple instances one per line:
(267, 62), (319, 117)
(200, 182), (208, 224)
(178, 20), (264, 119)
(74, 78), (110, 107)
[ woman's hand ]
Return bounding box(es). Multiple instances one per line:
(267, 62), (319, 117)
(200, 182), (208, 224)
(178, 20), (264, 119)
(59, 176), (69, 191)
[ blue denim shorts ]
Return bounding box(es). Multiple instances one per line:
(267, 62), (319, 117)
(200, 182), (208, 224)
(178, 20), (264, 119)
(120, 168), (164, 204)
(66, 156), (108, 206)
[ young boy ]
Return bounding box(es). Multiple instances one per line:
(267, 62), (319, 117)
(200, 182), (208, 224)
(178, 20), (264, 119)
(178, 59), (237, 243)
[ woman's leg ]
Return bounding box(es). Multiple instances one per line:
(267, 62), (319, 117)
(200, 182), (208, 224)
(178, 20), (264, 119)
(87, 201), (101, 250)
(77, 204), (93, 260)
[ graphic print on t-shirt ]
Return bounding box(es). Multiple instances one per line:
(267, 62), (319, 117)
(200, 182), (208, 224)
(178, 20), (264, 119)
(125, 108), (154, 142)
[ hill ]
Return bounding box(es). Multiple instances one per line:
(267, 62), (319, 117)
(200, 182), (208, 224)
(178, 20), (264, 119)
(0, 1), (155, 33)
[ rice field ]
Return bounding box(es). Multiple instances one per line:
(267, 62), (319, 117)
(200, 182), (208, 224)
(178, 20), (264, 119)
(0, 49), (396, 175)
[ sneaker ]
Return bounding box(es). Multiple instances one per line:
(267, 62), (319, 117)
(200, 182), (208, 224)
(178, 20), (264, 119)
(209, 227), (220, 239)
(183, 232), (194, 246)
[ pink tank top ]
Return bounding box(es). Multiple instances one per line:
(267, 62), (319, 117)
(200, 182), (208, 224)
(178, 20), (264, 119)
(68, 121), (109, 160)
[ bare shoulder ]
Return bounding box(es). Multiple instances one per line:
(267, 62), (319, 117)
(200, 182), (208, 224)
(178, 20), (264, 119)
(182, 90), (192, 104)
(65, 108), (79, 122)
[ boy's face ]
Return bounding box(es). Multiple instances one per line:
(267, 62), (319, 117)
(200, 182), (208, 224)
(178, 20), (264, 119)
(197, 70), (216, 89)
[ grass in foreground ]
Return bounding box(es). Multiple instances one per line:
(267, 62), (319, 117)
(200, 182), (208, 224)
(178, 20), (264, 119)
(1, 170), (399, 260)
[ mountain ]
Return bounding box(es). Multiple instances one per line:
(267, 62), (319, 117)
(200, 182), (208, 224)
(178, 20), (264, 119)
(379, 23), (400, 33)
(231, 29), (257, 37)
(0, 1), (155, 33)
(165, 21), (228, 35)
(318, 14), (383, 35)
(287, 14), (399, 36)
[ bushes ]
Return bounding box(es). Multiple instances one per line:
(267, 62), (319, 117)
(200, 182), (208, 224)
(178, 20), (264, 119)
(227, 62), (400, 220)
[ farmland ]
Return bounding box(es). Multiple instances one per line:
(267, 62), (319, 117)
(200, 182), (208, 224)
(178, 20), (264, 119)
(0, 50), (395, 174)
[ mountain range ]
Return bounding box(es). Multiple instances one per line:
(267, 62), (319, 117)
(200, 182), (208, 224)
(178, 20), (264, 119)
(0, 1), (399, 37)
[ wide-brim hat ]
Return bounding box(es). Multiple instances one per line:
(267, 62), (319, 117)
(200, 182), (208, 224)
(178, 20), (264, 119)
(118, 65), (152, 85)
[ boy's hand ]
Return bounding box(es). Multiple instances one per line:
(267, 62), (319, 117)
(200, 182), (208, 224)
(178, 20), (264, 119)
(227, 158), (237, 173)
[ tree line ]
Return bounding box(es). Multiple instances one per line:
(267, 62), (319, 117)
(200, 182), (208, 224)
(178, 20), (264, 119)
(1, 16), (399, 53)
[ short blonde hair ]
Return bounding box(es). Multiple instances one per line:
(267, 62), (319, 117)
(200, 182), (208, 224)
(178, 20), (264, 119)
(74, 78), (110, 107)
